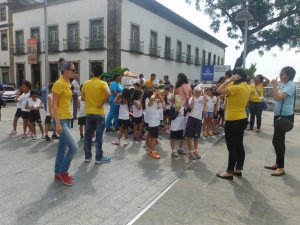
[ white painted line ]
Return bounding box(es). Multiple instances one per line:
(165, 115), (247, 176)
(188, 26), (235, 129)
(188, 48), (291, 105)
(126, 178), (180, 225)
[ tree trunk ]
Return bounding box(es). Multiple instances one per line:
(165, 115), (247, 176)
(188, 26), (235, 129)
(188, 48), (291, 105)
(234, 52), (244, 68)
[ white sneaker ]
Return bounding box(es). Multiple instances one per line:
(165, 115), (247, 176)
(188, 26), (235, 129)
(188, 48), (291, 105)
(111, 139), (120, 145)
(122, 140), (129, 147)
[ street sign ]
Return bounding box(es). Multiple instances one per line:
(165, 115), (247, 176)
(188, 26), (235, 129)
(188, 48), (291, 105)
(201, 65), (214, 81)
(214, 65), (231, 82)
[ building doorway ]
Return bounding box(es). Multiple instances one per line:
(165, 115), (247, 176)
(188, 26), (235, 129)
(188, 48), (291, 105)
(16, 63), (25, 88)
(31, 64), (41, 90)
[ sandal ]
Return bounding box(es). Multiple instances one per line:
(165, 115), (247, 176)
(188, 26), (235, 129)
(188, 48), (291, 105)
(187, 152), (197, 160)
(271, 171), (285, 176)
(178, 149), (187, 155)
(148, 151), (160, 159)
(264, 165), (277, 170)
(216, 171), (233, 180)
(193, 150), (201, 160)
(233, 171), (242, 176)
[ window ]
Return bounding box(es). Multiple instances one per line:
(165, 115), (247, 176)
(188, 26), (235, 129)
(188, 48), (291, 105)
(131, 24), (140, 44)
(67, 23), (80, 50)
(165, 37), (172, 59)
(217, 56), (220, 65)
(31, 27), (40, 40)
(176, 41), (182, 61)
(202, 50), (206, 65)
(1, 31), (8, 51)
(213, 54), (216, 65)
(48, 25), (59, 51)
(221, 58), (224, 65)
(0, 7), (6, 22)
(208, 52), (212, 65)
(90, 19), (103, 41)
(195, 48), (199, 65)
(15, 30), (24, 54)
(149, 31), (158, 56)
(2, 71), (9, 84)
(186, 44), (191, 63)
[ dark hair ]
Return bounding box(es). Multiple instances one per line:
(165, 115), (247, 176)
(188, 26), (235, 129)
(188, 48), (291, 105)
(164, 85), (170, 91)
(151, 73), (156, 77)
(48, 83), (54, 92)
(256, 74), (264, 83)
(217, 77), (225, 84)
(30, 89), (39, 97)
(114, 73), (122, 81)
(58, 58), (65, 64)
(22, 80), (32, 89)
(139, 74), (144, 78)
(282, 66), (296, 81)
(164, 75), (169, 79)
(232, 68), (247, 85)
(92, 64), (103, 77)
(225, 70), (233, 78)
(59, 61), (73, 74)
(121, 88), (131, 102)
(131, 90), (143, 105)
(142, 89), (154, 110)
(175, 73), (188, 89)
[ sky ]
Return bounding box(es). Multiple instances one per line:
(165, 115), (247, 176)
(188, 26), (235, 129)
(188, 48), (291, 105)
(156, 0), (300, 81)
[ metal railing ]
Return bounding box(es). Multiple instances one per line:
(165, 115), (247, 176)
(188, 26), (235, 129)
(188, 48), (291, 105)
(164, 49), (174, 60)
(194, 57), (201, 65)
(48, 42), (59, 52)
(85, 36), (105, 50)
(13, 44), (26, 55)
(186, 55), (193, 64)
(63, 39), (81, 51)
(129, 39), (144, 53)
(149, 46), (161, 57)
(176, 52), (185, 62)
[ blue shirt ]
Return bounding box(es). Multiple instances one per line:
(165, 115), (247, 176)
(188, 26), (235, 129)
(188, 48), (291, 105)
(274, 80), (296, 116)
(109, 82), (123, 104)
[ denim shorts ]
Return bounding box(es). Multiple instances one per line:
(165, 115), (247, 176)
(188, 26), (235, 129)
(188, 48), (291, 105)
(204, 111), (214, 118)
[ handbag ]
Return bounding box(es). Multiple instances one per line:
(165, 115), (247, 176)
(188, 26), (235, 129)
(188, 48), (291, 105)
(274, 88), (296, 132)
(255, 86), (268, 110)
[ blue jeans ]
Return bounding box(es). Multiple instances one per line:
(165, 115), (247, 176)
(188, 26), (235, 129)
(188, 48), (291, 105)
(105, 103), (120, 129)
(84, 114), (106, 160)
(54, 120), (78, 174)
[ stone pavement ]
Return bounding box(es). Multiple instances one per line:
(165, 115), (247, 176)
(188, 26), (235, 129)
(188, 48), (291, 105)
(0, 103), (222, 225)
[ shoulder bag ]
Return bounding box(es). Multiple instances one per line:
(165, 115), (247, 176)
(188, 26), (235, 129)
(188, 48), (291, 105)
(255, 86), (268, 110)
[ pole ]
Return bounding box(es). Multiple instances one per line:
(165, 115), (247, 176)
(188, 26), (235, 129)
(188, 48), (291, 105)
(44, 0), (49, 96)
(242, 19), (248, 69)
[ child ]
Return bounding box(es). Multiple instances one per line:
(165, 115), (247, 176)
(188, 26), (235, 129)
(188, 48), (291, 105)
(142, 90), (153, 150)
(203, 87), (217, 137)
(78, 85), (86, 140)
(185, 84), (205, 160)
(25, 89), (44, 140)
(169, 95), (186, 157)
(44, 83), (59, 141)
(9, 87), (23, 136)
(164, 86), (173, 132)
(18, 80), (32, 138)
(218, 95), (225, 127)
(131, 89), (144, 142)
(112, 88), (131, 147)
(158, 89), (166, 133)
(212, 89), (220, 135)
(146, 89), (164, 159)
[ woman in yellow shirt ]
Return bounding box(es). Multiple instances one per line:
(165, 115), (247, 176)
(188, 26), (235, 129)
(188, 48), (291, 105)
(248, 74), (270, 132)
(216, 68), (251, 180)
(52, 61), (79, 186)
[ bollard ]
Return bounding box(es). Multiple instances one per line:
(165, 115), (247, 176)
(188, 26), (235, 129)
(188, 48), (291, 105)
(41, 86), (47, 112)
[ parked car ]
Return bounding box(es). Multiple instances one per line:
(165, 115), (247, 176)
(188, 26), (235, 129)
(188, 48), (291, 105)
(2, 85), (17, 102)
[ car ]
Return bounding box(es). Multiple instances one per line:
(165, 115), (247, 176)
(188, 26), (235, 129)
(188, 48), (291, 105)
(2, 85), (17, 102)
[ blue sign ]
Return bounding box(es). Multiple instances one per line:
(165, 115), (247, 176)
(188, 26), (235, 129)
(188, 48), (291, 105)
(201, 65), (214, 81)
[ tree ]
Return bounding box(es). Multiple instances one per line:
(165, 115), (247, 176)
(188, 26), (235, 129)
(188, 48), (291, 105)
(186, 0), (300, 68)
(245, 63), (257, 80)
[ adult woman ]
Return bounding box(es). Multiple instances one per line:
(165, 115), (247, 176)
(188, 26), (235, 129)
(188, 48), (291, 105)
(105, 74), (123, 132)
(265, 66), (296, 176)
(52, 61), (78, 186)
(248, 74), (270, 132)
(216, 68), (251, 180)
(174, 73), (192, 107)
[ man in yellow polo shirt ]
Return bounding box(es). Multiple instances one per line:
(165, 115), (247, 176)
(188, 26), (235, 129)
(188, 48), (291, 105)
(144, 73), (156, 89)
(82, 64), (111, 163)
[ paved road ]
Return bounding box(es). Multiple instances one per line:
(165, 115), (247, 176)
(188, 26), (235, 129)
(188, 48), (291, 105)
(0, 104), (299, 225)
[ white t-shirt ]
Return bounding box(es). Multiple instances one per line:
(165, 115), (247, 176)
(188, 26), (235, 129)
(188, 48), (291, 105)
(170, 107), (185, 131)
(189, 96), (205, 120)
(16, 97), (23, 109)
(166, 93), (173, 110)
(133, 100), (143, 118)
(71, 80), (80, 95)
(159, 103), (164, 121)
(146, 98), (160, 127)
(18, 92), (31, 112)
(119, 103), (129, 120)
(205, 96), (217, 112)
(46, 93), (53, 116)
(27, 97), (41, 111)
(78, 96), (86, 117)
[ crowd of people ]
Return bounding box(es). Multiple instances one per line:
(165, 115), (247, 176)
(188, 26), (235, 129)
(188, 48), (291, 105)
(1, 59), (297, 186)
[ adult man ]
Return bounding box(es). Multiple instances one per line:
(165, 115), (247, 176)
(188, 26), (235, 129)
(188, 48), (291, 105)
(164, 75), (171, 86)
(144, 73), (156, 89)
(82, 64), (111, 163)
(71, 73), (80, 119)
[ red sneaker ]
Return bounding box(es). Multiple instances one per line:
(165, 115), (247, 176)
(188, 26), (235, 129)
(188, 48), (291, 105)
(54, 173), (73, 181)
(57, 173), (73, 186)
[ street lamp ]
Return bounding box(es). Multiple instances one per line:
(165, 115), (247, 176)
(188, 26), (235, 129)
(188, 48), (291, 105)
(18, 0), (49, 107)
(235, 8), (254, 69)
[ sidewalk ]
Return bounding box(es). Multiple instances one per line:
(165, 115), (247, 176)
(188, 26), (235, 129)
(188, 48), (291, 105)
(134, 112), (300, 225)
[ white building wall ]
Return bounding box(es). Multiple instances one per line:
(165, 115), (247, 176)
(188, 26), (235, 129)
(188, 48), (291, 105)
(12, 0), (108, 86)
(0, 0), (10, 68)
(121, 0), (225, 83)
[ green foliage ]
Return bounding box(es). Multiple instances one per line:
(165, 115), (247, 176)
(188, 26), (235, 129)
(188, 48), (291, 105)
(113, 66), (129, 75)
(186, 0), (300, 67)
(245, 63), (257, 80)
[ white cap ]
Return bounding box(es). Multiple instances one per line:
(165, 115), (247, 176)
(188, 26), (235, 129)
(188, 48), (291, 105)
(194, 83), (203, 92)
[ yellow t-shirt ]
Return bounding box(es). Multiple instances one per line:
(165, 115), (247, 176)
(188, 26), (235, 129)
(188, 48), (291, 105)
(226, 82), (251, 121)
(250, 83), (264, 102)
(144, 79), (154, 88)
(52, 76), (72, 119)
(82, 78), (108, 115)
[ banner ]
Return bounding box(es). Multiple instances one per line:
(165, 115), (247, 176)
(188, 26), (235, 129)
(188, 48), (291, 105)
(27, 38), (38, 64)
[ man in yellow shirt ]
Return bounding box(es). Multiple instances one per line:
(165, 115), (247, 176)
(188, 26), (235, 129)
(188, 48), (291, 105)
(248, 74), (270, 132)
(144, 73), (156, 89)
(82, 64), (111, 164)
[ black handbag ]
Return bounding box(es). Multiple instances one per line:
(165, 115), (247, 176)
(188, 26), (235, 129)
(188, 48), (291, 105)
(274, 88), (296, 132)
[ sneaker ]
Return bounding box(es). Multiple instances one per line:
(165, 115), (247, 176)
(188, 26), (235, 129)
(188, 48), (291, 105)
(106, 128), (115, 133)
(52, 134), (59, 139)
(9, 131), (17, 136)
(111, 139), (120, 145)
(178, 149), (187, 155)
(95, 156), (112, 164)
(54, 173), (73, 181)
(84, 157), (92, 162)
(57, 173), (73, 186)
(45, 135), (51, 141)
(122, 140), (129, 147)
(188, 152), (197, 160)
(171, 151), (179, 158)
(32, 135), (37, 141)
